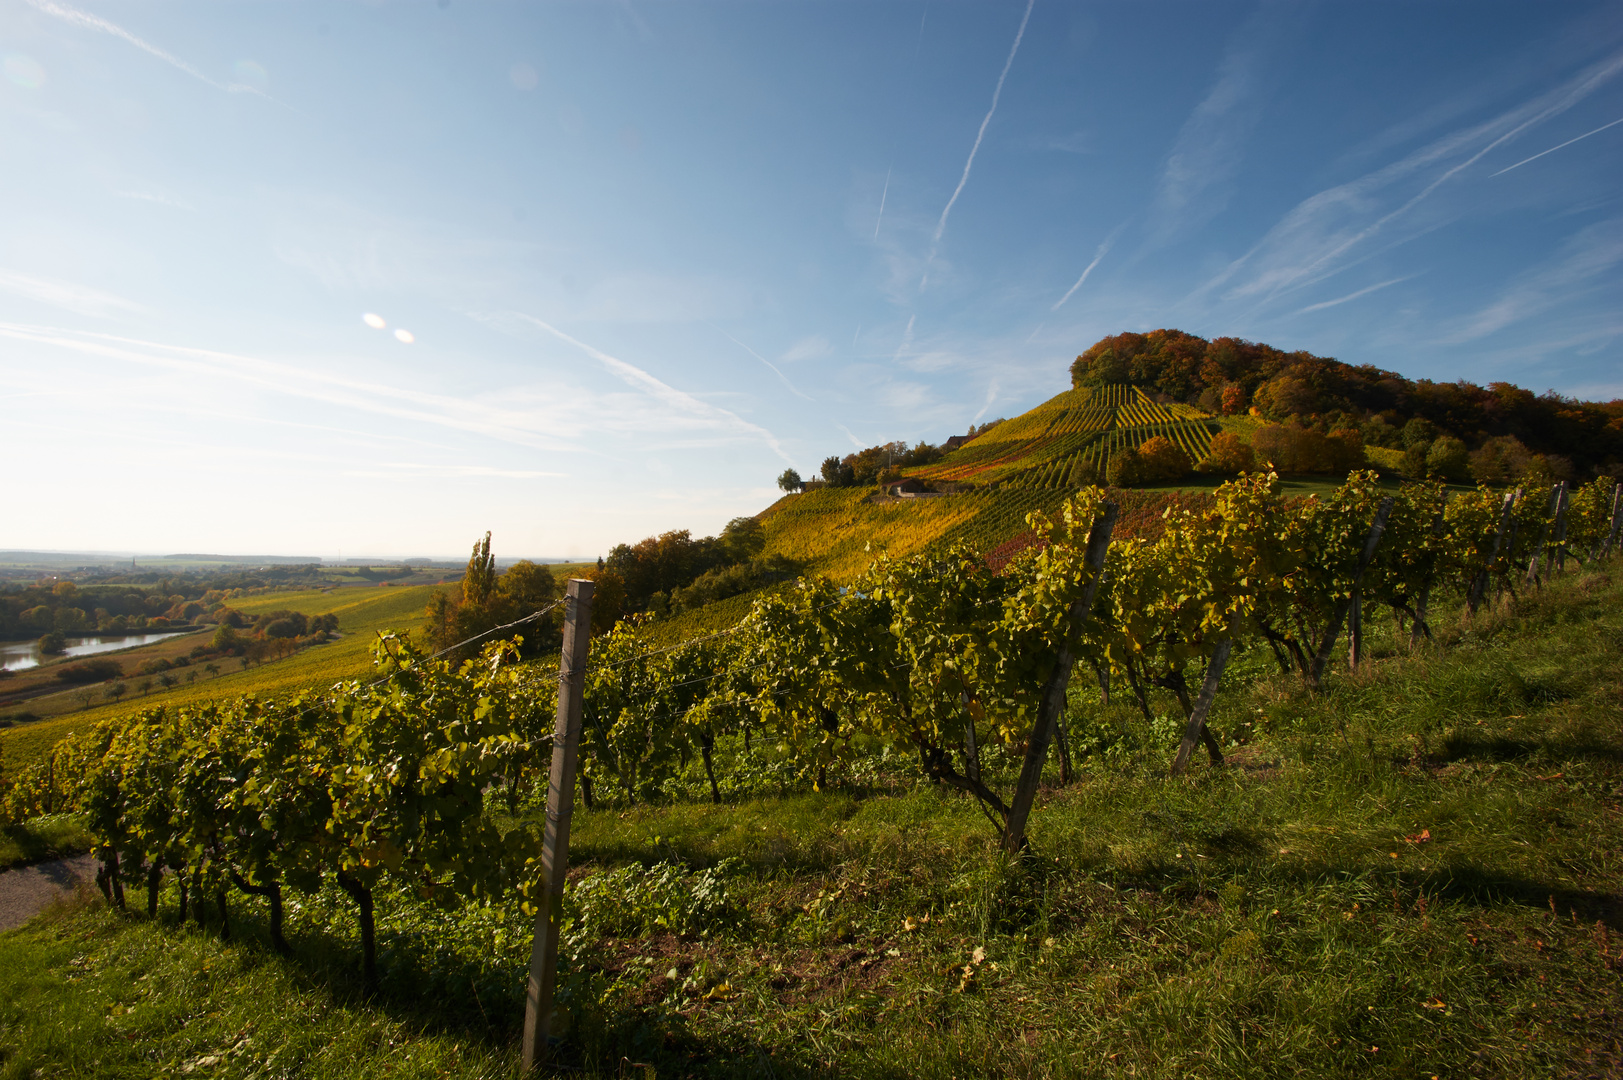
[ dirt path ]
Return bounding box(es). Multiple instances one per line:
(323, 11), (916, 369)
(0, 854), (97, 932)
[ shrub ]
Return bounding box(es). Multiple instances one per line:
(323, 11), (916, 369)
(1469, 435), (1533, 483)
(1136, 436), (1193, 482)
(137, 658), (173, 677)
(1197, 432), (1256, 475)
(1426, 435), (1470, 481)
(53, 659), (123, 684)
(1106, 447), (1144, 487)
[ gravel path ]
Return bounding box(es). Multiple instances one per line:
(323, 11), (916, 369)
(0, 854), (97, 932)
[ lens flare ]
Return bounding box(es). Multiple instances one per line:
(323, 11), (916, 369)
(2, 54), (45, 90)
(232, 59), (268, 89)
(394, 329), (415, 343)
(363, 313), (386, 329)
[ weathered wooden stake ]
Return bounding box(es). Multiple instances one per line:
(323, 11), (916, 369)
(1604, 482), (1623, 560)
(521, 578), (595, 1074)
(1002, 502), (1117, 854)
(1347, 589), (1363, 669)
(1468, 490), (1517, 615)
(1308, 496), (1394, 688)
(1552, 482), (1570, 573)
(1171, 639), (1233, 776)
(1525, 482), (1562, 586)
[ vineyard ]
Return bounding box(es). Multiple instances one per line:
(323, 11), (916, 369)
(909, 384), (1218, 491)
(2, 472), (1620, 1076)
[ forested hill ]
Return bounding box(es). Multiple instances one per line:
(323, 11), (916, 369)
(1072, 329), (1623, 476)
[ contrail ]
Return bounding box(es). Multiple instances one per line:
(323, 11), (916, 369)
(510, 312), (795, 463)
(710, 324), (815, 401)
(1491, 115), (1623, 176)
(874, 167), (892, 240)
(931, 0), (1035, 244)
(25, 0), (274, 99)
(1291, 275), (1413, 315)
(1051, 233), (1116, 311)
(892, 314), (916, 362)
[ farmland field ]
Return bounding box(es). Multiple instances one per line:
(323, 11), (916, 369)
(0, 584), (438, 770)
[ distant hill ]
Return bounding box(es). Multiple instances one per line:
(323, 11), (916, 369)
(1071, 329), (1623, 477)
(627, 329), (1623, 643)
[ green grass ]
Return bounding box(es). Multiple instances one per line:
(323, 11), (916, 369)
(0, 814), (93, 870)
(0, 586), (438, 770)
(2, 566), (1621, 1077)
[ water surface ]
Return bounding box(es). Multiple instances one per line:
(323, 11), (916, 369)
(0, 632), (193, 673)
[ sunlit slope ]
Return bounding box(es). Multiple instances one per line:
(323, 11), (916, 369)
(1, 585), (437, 768)
(912, 384), (1218, 488)
(753, 386), (1219, 582)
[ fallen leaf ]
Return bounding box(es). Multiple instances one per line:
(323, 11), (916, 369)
(1404, 829), (1432, 844)
(1423, 998), (1446, 1009)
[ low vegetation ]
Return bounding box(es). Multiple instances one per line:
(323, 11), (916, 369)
(1, 564), (1620, 1078)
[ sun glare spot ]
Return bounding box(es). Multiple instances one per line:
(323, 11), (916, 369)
(363, 313), (386, 329)
(509, 63), (538, 91)
(3, 54), (45, 90)
(394, 329), (415, 343)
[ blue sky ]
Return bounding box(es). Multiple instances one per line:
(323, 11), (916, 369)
(3, 0), (1621, 559)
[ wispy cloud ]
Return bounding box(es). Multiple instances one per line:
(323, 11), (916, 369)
(24, 0), (275, 100)
(0, 320), (579, 451)
(971, 380), (998, 423)
(1144, 2), (1298, 248)
(893, 314), (916, 362)
(0, 269), (143, 318)
(1290, 275), (1414, 316)
(930, 0), (1034, 246)
(710, 325), (815, 401)
(1441, 215), (1623, 343)
(1491, 114), (1623, 176)
(113, 189), (194, 212)
(780, 335), (830, 364)
(1051, 227), (1122, 311)
(1039, 131), (1091, 154)
(1200, 47), (1623, 308)
(344, 463), (566, 480)
(501, 312), (793, 462)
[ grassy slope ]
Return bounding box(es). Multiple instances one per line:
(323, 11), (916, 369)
(0, 585), (437, 770)
(2, 567), (1620, 1078)
(636, 389), (1399, 646)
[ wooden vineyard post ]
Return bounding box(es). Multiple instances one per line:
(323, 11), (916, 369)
(1171, 639), (1233, 776)
(1604, 482), (1623, 560)
(1525, 482), (1563, 587)
(1002, 501), (1117, 855)
(1308, 496), (1393, 688)
(522, 578), (594, 1074)
(1552, 482), (1570, 574)
(1468, 490), (1516, 615)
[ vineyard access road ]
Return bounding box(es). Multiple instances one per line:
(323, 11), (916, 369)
(0, 853), (95, 932)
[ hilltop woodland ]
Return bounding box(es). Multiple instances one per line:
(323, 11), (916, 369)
(1071, 329), (1623, 484)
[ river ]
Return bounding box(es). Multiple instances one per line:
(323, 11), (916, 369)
(0, 632), (195, 673)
